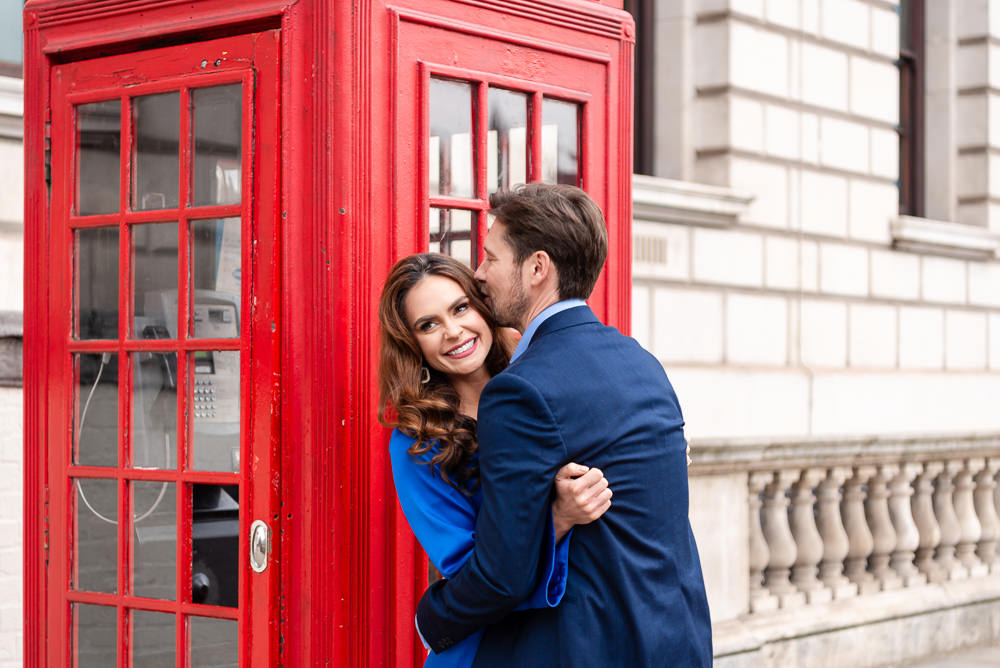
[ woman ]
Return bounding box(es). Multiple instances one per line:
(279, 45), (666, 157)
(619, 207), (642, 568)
(378, 253), (612, 667)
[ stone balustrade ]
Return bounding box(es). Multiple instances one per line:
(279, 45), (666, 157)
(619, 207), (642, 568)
(689, 434), (1000, 615)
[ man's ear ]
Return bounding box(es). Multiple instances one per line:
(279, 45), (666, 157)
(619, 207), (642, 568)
(525, 250), (553, 287)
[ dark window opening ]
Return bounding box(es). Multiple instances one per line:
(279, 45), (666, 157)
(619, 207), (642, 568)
(899, 0), (924, 216)
(624, 0), (654, 176)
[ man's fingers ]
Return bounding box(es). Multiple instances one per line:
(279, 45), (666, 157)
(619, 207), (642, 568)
(558, 462), (590, 479)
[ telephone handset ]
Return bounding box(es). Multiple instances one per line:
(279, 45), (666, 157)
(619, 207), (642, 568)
(142, 289), (241, 472)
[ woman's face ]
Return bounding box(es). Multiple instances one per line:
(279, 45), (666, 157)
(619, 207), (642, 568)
(404, 274), (494, 382)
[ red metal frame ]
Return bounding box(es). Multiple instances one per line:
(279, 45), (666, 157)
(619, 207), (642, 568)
(24, 1), (633, 666)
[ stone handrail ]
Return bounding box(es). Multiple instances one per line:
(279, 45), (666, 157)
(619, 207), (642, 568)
(689, 432), (1000, 615)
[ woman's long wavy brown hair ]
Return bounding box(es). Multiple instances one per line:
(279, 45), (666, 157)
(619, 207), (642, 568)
(378, 253), (512, 490)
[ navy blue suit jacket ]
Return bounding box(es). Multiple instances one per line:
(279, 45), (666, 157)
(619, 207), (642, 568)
(415, 305), (712, 667)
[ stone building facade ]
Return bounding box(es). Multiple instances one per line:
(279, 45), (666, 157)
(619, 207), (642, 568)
(629, 0), (1000, 665)
(5, 0), (1000, 666)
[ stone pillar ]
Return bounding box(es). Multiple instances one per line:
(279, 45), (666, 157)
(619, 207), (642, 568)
(865, 464), (902, 590)
(816, 467), (857, 599)
(933, 460), (968, 580)
(842, 466), (879, 594)
(762, 470), (806, 608)
(974, 459), (1000, 572)
(888, 462), (926, 587)
(912, 462), (945, 583)
(748, 471), (778, 613)
(789, 468), (832, 604)
(955, 458), (988, 576)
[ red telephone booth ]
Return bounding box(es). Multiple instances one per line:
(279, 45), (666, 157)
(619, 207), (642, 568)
(23, 1), (633, 665)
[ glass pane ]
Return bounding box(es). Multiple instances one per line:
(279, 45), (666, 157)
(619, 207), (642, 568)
(191, 219), (241, 339)
(132, 352), (177, 470)
(429, 78), (474, 198)
(192, 484), (239, 608)
(428, 208), (473, 266)
(75, 353), (118, 467)
(541, 98), (579, 186)
(133, 222), (179, 339)
(75, 227), (119, 340)
(189, 617), (238, 668)
(133, 92), (180, 211)
(73, 478), (117, 593)
(132, 481), (176, 600)
(77, 100), (121, 216)
(192, 85), (243, 207)
(73, 603), (117, 668)
(191, 351), (240, 473)
(131, 609), (175, 668)
(487, 88), (528, 193)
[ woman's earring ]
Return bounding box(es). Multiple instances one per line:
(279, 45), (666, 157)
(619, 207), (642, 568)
(420, 366), (431, 384)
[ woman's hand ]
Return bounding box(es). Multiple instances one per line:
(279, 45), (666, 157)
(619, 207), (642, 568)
(552, 462), (612, 542)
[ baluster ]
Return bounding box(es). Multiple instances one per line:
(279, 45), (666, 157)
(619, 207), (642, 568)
(816, 466), (857, 599)
(974, 459), (1000, 573)
(865, 464), (902, 590)
(955, 458), (988, 576)
(762, 470), (806, 608)
(933, 460), (968, 580)
(842, 466), (879, 594)
(789, 468), (832, 604)
(888, 462), (926, 587)
(912, 462), (944, 583)
(749, 471), (778, 613)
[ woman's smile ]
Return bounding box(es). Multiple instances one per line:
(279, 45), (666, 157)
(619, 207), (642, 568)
(445, 337), (478, 358)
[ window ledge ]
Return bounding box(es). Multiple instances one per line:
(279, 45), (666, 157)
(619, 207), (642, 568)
(632, 174), (753, 227)
(891, 215), (1000, 260)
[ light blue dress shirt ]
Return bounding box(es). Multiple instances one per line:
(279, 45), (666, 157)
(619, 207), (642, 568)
(509, 300), (587, 363)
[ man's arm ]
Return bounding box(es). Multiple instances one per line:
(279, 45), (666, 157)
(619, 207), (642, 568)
(415, 372), (567, 654)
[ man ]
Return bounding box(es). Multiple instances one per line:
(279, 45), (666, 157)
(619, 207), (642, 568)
(416, 183), (712, 667)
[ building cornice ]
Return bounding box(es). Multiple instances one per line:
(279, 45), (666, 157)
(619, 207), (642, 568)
(891, 215), (1000, 260)
(632, 174), (753, 227)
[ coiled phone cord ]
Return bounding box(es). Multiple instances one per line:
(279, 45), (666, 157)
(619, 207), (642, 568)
(76, 353), (169, 525)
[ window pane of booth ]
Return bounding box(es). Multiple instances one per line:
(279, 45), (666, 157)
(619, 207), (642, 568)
(541, 98), (579, 186)
(77, 99), (121, 216)
(133, 222), (179, 339)
(73, 603), (117, 668)
(73, 478), (117, 593)
(190, 350), (240, 473)
(131, 609), (176, 667)
(429, 207), (473, 266)
(487, 88), (528, 193)
(75, 227), (119, 340)
(132, 92), (180, 211)
(429, 78), (474, 198)
(131, 351), (177, 470)
(191, 484), (239, 608)
(190, 218), (241, 339)
(188, 616), (238, 668)
(75, 353), (118, 468)
(192, 85), (243, 207)
(132, 481), (176, 600)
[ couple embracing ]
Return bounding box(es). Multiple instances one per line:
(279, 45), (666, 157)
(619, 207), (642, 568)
(378, 184), (712, 667)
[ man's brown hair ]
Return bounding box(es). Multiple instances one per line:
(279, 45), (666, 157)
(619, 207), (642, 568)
(487, 183), (608, 300)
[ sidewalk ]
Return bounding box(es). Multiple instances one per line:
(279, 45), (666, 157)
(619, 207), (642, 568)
(900, 646), (1000, 667)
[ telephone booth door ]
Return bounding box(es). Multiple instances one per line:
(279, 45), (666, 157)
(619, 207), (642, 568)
(43, 31), (280, 667)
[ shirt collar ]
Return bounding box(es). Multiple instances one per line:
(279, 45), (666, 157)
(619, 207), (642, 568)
(509, 299), (586, 363)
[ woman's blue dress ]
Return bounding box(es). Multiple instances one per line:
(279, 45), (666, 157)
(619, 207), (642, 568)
(389, 428), (571, 668)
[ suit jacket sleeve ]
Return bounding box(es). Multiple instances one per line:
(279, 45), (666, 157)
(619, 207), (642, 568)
(416, 372), (568, 653)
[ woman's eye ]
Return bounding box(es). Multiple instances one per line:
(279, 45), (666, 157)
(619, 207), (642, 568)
(455, 302), (469, 314)
(418, 321), (436, 332)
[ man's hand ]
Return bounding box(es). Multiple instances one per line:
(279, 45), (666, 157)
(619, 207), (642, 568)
(552, 463), (612, 542)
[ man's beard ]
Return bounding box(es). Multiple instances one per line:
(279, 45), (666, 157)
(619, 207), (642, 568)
(490, 276), (531, 329)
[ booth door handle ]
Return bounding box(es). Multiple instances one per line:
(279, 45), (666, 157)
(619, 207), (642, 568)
(250, 520), (272, 573)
